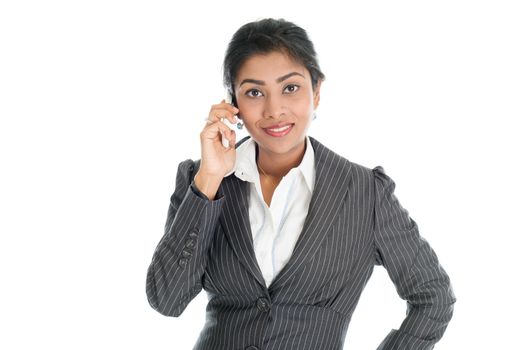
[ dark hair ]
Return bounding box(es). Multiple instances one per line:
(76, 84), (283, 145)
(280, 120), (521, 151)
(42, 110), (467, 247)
(222, 18), (326, 107)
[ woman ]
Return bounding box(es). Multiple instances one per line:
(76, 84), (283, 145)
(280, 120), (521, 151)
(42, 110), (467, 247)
(146, 18), (456, 350)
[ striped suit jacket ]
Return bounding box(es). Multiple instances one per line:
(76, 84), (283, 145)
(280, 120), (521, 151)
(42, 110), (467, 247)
(146, 135), (456, 350)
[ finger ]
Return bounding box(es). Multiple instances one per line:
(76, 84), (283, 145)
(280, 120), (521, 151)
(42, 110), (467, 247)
(221, 128), (236, 150)
(220, 127), (236, 149)
(201, 118), (233, 140)
(208, 108), (239, 125)
(209, 104), (240, 119)
(228, 129), (236, 148)
(210, 101), (240, 116)
(222, 101), (240, 115)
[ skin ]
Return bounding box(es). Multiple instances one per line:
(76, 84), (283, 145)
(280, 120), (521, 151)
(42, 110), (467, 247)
(194, 50), (321, 204)
(233, 50), (322, 200)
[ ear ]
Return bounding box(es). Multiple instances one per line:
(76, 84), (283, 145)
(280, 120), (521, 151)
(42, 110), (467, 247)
(313, 81), (322, 109)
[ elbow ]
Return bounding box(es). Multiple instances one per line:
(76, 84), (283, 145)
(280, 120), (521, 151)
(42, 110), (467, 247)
(145, 270), (185, 318)
(410, 286), (456, 324)
(150, 300), (185, 318)
(146, 286), (185, 318)
(443, 286), (457, 322)
(408, 270), (457, 306)
(439, 275), (457, 311)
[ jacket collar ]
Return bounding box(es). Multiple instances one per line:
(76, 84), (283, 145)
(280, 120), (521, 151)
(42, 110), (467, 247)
(217, 135), (352, 292)
(224, 135), (315, 194)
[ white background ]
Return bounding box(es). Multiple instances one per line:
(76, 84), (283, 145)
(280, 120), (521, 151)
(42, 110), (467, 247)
(1, 1), (522, 349)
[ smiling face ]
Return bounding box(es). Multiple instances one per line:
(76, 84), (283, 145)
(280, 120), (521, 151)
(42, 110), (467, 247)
(234, 50), (321, 159)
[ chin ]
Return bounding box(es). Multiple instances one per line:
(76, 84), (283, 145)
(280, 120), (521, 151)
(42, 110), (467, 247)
(255, 134), (306, 155)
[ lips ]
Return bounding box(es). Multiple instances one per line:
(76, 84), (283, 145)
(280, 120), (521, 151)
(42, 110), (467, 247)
(263, 123), (294, 131)
(263, 123), (294, 137)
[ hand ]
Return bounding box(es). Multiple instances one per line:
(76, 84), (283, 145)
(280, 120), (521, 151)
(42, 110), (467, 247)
(198, 99), (240, 178)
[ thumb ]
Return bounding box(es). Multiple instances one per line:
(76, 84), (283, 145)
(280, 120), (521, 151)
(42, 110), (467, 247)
(229, 129), (236, 145)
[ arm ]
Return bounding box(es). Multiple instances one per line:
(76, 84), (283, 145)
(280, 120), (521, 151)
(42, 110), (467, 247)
(372, 166), (456, 350)
(145, 159), (226, 317)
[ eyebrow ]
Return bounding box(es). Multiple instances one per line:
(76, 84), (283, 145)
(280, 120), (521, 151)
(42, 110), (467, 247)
(239, 72), (305, 87)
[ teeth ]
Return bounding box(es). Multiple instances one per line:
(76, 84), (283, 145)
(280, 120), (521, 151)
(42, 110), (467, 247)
(268, 125), (292, 132)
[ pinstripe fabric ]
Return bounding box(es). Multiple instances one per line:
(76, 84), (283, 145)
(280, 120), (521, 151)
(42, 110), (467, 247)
(226, 135), (315, 289)
(146, 135), (456, 350)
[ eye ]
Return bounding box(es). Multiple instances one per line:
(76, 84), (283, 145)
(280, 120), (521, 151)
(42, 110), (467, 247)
(245, 89), (263, 98)
(284, 84), (300, 93)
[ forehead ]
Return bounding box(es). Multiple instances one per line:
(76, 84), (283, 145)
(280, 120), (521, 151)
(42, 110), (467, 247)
(235, 51), (309, 82)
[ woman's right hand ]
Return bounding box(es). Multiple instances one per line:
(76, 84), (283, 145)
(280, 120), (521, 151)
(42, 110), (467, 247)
(198, 99), (240, 179)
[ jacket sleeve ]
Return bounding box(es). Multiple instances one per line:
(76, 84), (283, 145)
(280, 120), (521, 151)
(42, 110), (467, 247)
(372, 166), (456, 350)
(146, 158), (226, 317)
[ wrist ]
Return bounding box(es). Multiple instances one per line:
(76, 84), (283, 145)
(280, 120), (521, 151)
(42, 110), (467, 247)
(193, 171), (223, 200)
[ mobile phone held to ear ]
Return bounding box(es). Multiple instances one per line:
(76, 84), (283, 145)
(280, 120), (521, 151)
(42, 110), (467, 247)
(221, 89), (236, 148)
(225, 89), (234, 106)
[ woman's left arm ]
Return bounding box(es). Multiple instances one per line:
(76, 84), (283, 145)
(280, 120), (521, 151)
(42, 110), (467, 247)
(372, 166), (457, 350)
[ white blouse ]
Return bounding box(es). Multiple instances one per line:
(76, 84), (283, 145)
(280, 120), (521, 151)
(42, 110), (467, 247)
(223, 136), (316, 288)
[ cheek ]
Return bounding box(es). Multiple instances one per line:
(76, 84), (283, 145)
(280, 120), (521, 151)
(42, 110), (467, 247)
(288, 92), (313, 110)
(237, 100), (263, 118)
(289, 99), (313, 117)
(237, 105), (259, 122)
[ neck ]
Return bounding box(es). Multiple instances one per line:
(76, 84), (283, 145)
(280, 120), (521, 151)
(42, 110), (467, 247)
(255, 137), (307, 178)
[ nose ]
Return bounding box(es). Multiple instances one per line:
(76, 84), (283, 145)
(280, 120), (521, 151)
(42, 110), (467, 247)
(262, 93), (286, 120)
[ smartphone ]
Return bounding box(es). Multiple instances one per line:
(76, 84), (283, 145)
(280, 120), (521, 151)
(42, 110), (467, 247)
(225, 89), (235, 107)
(221, 89), (238, 148)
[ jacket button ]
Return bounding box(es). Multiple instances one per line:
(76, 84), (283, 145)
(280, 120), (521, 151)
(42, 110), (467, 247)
(178, 258), (188, 269)
(185, 239), (196, 249)
(245, 346), (259, 350)
(182, 249), (192, 258)
(189, 231), (198, 239)
(256, 297), (271, 312)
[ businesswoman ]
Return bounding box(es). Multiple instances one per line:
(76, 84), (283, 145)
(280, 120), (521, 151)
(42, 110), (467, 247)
(146, 18), (456, 350)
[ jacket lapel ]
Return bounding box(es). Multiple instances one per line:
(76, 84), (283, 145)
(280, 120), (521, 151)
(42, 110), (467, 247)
(219, 173), (267, 288)
(218, 136), (352, 291)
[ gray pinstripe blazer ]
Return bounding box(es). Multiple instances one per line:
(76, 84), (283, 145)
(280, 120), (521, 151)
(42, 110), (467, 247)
(146, 135), (456, 350)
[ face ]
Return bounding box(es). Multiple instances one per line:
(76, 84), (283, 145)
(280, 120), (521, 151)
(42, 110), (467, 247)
(233, 50), (321, 157)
